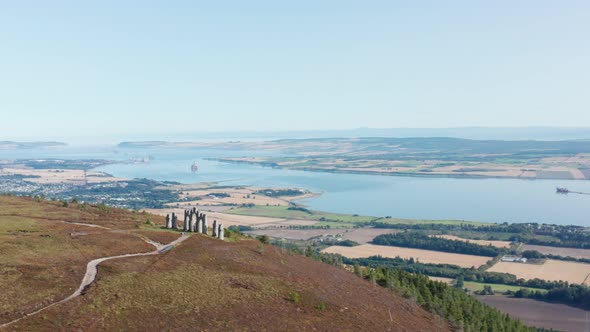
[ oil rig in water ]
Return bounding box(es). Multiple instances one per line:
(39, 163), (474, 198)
(556, 187), (590, 195)
(556, 187), (570, 194)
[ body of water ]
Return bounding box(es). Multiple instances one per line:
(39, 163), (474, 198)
(3, 146), (590, 225)
(96, 148), (590, 225)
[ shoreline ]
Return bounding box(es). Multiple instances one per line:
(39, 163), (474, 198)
(209, 158), (589, 181)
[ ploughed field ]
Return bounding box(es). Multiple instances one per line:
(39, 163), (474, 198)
(322, 244), (490, 268)
(478, 295), (590, 332)
(0, 196), (449, 331)
(488, 260), (590, 285)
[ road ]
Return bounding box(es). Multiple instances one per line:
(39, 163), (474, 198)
(0, 224), (189, 329)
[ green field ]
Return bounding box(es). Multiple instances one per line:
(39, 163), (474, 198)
(226, 205), (490, 227)
(463, 282), (547, 294)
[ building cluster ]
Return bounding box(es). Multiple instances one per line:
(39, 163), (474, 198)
(165, 208), (224, 240)
(501, 255), (527, 263)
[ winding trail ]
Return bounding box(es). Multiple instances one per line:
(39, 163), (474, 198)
(62, 221), (111, 230)
(0, 223), (189, 330)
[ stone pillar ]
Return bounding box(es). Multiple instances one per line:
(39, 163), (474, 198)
(183, 209), (189, 231)
(171, 213), (178, 229)
(197, 216), (203, 233)
(218, 224), (224, 240)
(202, 214), (208, 235)
(190, 211), (196, 232)
(165, 214), (171, 229)
(212, 220), (218, 237)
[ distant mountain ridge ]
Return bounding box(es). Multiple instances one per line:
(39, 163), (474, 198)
(114, 127), (590, 143)
(118, 136), (590, 155)
(0, 141), (67, 150)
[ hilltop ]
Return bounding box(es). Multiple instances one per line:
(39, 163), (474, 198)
(0, 195), (448, 331)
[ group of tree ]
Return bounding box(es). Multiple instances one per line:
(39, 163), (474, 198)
(510, 284), (590, 310)
(286, 206), (313, 214)
(254, 189), (306, 197)
(263, 238), (561, 330)
(343, 255), (571, 291)
(309, 253), (536, 330)
(364, 220), (590, 249)
(522, 250), (590, 264)
(372, 231), (502, 257)
(350, 264), (537, 331)
(325, 239), (359, 247)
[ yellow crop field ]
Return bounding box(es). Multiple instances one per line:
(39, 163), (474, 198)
(435, 235), (512, 248)
(488, 260), (590, 285)
(322, 244), (490, 268)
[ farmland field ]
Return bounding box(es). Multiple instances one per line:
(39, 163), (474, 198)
(488, 260), (590, 285)
(435, 235), (512, 248)
(322, 244), (490, 268)
(463, 282), (546, 294)
(246, 228), (399, 243)
(226, 206), (488, 226)
(427, 276), (454, 285)
(144, 208), (319, 228)
(522, 244), (590, 260)
(226, 206), (377, 222)
(478, 295), (590, 332)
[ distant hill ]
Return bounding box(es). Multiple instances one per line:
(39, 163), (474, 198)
(0, 196), (448, 331)
(271, 137), (590, 156)
(118, 141), (170, 148)
(118, 136), (590, 158)
(114, 127), (590, 142)
(0, 141), (66, 150)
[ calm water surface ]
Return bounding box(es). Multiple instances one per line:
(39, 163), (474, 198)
(97, 148), (590, 225)
(4, 146), (590, 225)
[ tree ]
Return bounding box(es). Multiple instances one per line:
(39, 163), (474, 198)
(522, 250), (544, 259)
(455, 276), (464, 289)
(305, 246), (314, 257)
(353, 263), (363, 277)
(256, 235), (270, 244)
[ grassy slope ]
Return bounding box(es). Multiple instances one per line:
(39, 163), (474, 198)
(1, 196), (449, 331)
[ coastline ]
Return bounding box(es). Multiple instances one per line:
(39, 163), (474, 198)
(208, 158), (586, 181)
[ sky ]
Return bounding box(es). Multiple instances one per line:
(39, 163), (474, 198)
(1, 1), (589, 140)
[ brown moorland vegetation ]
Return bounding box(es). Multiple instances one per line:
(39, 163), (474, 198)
(478, 295), (589, 332)
(0, 195), (159, 324)
(1, 195), (449, 331)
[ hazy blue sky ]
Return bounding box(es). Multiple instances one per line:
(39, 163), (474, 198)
(1, 1), (589, 139)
